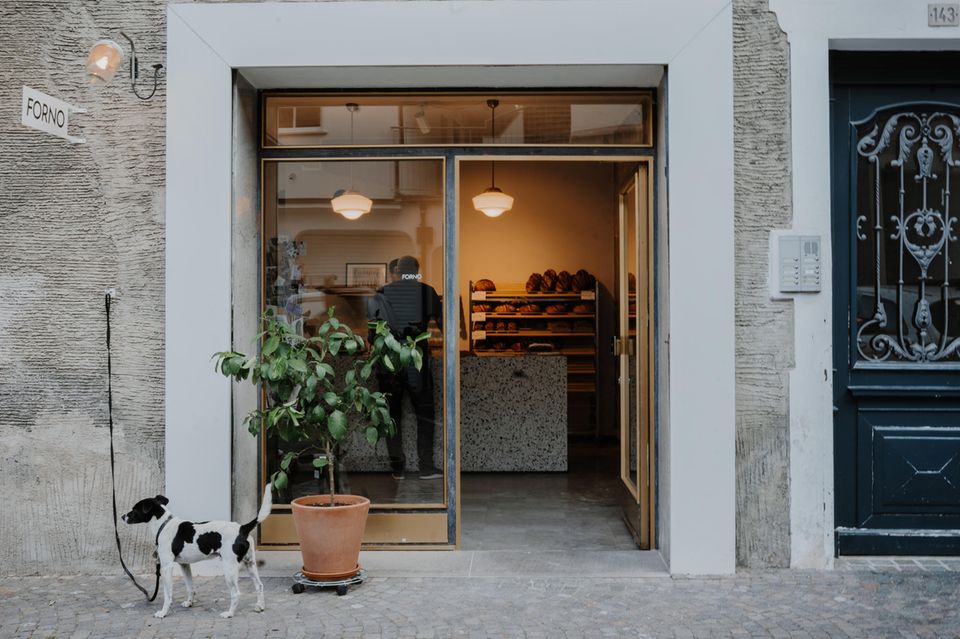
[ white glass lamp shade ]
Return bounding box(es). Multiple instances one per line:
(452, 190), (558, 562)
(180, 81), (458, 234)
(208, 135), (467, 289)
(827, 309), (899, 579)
(85, 40), (124, 84)
(472, 187), (514, 218)
(331, 190), (373, 220)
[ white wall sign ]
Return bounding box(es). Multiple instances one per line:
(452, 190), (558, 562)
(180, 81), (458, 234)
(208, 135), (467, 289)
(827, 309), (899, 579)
(929, 3), (960, 26)
(21, 86), (85, 144)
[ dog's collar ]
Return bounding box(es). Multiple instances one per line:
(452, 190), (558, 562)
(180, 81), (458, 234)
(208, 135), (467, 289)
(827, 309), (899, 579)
(154, 514), (173, 546)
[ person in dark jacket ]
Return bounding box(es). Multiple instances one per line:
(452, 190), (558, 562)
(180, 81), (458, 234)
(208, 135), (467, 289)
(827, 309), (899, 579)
(367, 255), (442, 480)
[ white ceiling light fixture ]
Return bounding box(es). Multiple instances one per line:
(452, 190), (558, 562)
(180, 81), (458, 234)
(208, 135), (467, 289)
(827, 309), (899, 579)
(473, 99), (514, 218)
(85, 32), (164, 100)
(331, 103), (372, 221)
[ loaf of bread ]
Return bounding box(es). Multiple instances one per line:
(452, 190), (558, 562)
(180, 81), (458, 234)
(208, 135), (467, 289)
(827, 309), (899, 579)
(542, 270), (557, 291)
(495, 321), (508, 332)
(556, 270), (572, 292)
(572, 303), (593, 314)
(474, 303), (492, 312)
(547, 320), (572, 332)
(507, 321), (518, 332)
(494, 304), (517, 313)
(475, 279), (497, 292)
(525, 273), (543, 293)
(572, 269), (596, 293)
(509, 341), (524, 352)
(518, 304), (540, 314)
(484, 321), (495, 332)
(544, 304), (566, 315)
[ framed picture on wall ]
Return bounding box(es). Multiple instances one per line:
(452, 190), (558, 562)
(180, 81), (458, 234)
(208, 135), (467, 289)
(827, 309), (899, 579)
(346, 263), (387, 289)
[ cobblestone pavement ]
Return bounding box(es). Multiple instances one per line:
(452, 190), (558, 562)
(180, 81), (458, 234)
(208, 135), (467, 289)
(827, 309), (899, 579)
(3, 568), (960, 638)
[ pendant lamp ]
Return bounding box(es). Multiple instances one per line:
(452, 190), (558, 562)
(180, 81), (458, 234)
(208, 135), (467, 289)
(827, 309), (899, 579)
(473, 99), (514, 218)
(331, 103), (372, 220)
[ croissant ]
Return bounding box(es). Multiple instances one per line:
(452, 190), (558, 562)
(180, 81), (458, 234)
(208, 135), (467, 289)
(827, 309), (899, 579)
(494, 304), (517, 313)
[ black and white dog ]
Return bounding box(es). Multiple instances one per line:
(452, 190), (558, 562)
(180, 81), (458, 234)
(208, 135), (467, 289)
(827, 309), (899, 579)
(122, 485), (272, 619)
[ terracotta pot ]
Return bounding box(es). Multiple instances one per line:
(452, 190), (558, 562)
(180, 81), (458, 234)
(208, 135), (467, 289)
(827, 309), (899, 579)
(290, 494), (370, 580)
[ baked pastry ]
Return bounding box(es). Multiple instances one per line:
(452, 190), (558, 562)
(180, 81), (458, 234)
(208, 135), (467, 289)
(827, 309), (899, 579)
(542, 270), (557, 291)
(509, 342), (524, 352)
(507, 321), (518, 332)
(484, 321), (495, 332)
(474, 303), (492, 312)
(475, 279), (497, 292)
(494, 304), (517, 313)
(572, 303), (593, 314)
(556, 270), (572, 292)
(518, 303), (540, 314)
(572, 269), (595, 293)
(495, 321), (508, 332)
(525, 273), (543, 293)
(545, 304), (566, 314)
(547, 320), (572, 332)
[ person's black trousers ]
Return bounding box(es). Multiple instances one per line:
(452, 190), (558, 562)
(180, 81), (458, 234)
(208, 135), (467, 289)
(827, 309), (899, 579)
(378, 357), (436, 472)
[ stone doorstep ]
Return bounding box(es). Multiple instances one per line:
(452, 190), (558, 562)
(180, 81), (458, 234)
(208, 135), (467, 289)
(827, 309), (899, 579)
(255, 549), (670, 578)
(836, 556), (960, 571)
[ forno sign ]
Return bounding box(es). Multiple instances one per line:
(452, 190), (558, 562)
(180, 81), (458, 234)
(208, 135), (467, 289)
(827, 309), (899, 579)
(21, 86), (85, 144)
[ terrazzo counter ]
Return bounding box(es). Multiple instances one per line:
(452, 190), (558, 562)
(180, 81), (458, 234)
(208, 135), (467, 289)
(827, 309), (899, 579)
(460, 354), (567, 472)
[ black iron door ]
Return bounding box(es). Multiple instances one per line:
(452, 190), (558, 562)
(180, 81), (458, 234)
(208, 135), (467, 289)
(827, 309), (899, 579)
(832, 53), (960, 555)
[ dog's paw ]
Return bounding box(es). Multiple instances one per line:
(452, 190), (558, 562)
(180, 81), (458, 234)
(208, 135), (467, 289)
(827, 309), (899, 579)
(219, 611), (234, 619)
(253, 603), (265, 613)
(154, 610), (168, 619)
(181, 600), (193, 608)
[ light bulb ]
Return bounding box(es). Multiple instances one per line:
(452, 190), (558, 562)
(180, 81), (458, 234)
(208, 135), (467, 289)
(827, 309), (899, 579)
(85, 40), (124, 84)
(472, 187), (514, 218)
(331, 190), (372, 220)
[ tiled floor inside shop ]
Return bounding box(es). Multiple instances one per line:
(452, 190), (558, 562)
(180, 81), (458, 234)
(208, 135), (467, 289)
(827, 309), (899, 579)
(460, 441), (636, 551)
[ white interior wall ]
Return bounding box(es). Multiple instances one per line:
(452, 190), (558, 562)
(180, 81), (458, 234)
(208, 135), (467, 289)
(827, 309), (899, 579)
(167, 0), (735, 575)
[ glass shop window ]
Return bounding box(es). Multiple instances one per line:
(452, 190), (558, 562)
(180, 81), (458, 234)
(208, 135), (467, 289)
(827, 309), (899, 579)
(262, 158), (446, 506)
(263, 93), (653, 147)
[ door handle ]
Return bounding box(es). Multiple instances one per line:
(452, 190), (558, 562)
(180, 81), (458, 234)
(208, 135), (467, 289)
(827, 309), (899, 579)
(612, 336), (622, 356)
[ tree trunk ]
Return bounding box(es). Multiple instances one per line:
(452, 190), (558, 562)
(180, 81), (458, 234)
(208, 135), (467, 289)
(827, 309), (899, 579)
(325, 440), (335, 507)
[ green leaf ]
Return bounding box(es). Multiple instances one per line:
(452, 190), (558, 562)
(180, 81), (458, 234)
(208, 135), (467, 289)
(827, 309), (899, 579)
(289, 358), (308, 374)
(345, 339), (358, 354)
(385, 333), (400, 352)
(329, 339), (342, 356)
(365, 426), (379, 445)
(263, 335), (280, 356)
(306, 375), (318, 392)
(280, 451), (297, 471)
(345, 369), (356, 387)
(328, 410), (348, 440)
(360, 363), (373, 380)
(329, 317), (340, 329)
(312, 456), (329, 469)
(399, 347), (411, 367)
(383, 354), (396, 372)
(310, 405), (326, 423)
(412, 348), (423, 371)
(317, 362), (335, 378)
(323, 391), (339, 407)
(272, 470), (289, 491)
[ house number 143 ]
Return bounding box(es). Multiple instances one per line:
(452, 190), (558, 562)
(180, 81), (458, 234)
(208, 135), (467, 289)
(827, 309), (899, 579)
(929, 3), (960, 26)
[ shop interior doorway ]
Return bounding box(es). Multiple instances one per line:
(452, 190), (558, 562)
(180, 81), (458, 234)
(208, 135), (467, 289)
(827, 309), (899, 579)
(457, 158), (654, 550)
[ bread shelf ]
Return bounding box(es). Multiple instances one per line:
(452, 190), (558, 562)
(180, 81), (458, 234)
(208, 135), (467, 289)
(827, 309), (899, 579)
(469, 278), (600, 438)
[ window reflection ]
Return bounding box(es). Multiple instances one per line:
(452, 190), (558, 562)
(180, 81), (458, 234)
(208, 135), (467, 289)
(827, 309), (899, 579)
(263, 159), (446, 506)
(264, 93), (652, 147)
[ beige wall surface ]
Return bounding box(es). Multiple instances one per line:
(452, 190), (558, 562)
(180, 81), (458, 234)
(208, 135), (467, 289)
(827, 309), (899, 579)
(0, 1), (166, 575)
(733, 0), (794, 567)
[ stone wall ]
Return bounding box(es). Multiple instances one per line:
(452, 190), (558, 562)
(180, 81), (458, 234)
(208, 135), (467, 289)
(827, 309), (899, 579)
(0, 1), (166, 575)
(732, 0), (794, 567)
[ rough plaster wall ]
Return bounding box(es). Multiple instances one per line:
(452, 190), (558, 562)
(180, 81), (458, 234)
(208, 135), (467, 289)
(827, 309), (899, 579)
(733, 0), (794, 567)
(0, 2), (166, 575)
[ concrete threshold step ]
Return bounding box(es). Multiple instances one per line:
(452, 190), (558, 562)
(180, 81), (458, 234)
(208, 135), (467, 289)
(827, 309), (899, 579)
(258, 549), (668, 578)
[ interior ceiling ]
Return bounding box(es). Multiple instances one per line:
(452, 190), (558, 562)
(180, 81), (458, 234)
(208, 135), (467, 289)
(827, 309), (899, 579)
(239, 64), (664, 90)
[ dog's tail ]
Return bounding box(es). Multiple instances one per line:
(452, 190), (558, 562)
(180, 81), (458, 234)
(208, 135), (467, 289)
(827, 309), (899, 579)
(239, 484), (273, 538)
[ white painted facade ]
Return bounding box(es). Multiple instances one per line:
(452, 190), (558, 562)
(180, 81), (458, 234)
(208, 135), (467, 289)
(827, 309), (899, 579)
(768, 0), (960, 569)
(165, 0), (735, 575)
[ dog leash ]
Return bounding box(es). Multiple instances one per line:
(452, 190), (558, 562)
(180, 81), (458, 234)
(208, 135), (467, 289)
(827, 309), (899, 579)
(106, 292), (161, 602)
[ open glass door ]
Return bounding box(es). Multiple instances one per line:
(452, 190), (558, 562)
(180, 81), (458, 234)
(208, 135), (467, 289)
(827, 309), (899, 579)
(617, 162), (654, 548)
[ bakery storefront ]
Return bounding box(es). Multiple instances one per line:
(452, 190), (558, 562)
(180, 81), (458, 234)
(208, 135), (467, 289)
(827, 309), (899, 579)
(256, 92), (656, 550)
(166, 1), (735, 574)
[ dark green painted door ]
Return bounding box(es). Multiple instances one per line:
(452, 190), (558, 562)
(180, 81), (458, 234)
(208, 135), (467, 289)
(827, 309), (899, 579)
(832, 53), (960, 555)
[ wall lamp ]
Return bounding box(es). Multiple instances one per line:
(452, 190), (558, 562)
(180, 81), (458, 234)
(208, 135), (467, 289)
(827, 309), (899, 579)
(85, 32), (164, 100)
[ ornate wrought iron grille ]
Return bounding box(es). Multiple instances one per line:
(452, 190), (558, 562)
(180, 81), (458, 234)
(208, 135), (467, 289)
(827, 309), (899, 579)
(856, 106), (960, 363)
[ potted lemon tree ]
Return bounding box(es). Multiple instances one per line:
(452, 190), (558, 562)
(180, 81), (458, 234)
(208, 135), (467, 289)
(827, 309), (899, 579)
(214, 308), (426, 580)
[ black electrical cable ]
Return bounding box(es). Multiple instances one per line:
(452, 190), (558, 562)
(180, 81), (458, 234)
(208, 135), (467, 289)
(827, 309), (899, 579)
(106, 292), (160, 601)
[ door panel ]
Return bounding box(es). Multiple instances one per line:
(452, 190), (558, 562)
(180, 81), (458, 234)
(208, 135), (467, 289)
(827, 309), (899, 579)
(617, 162), (654, 549)
(832, 54), (960, 555)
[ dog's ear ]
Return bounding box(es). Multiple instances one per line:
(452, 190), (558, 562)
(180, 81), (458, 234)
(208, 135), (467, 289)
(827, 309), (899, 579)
(154, 495), (169, 506)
